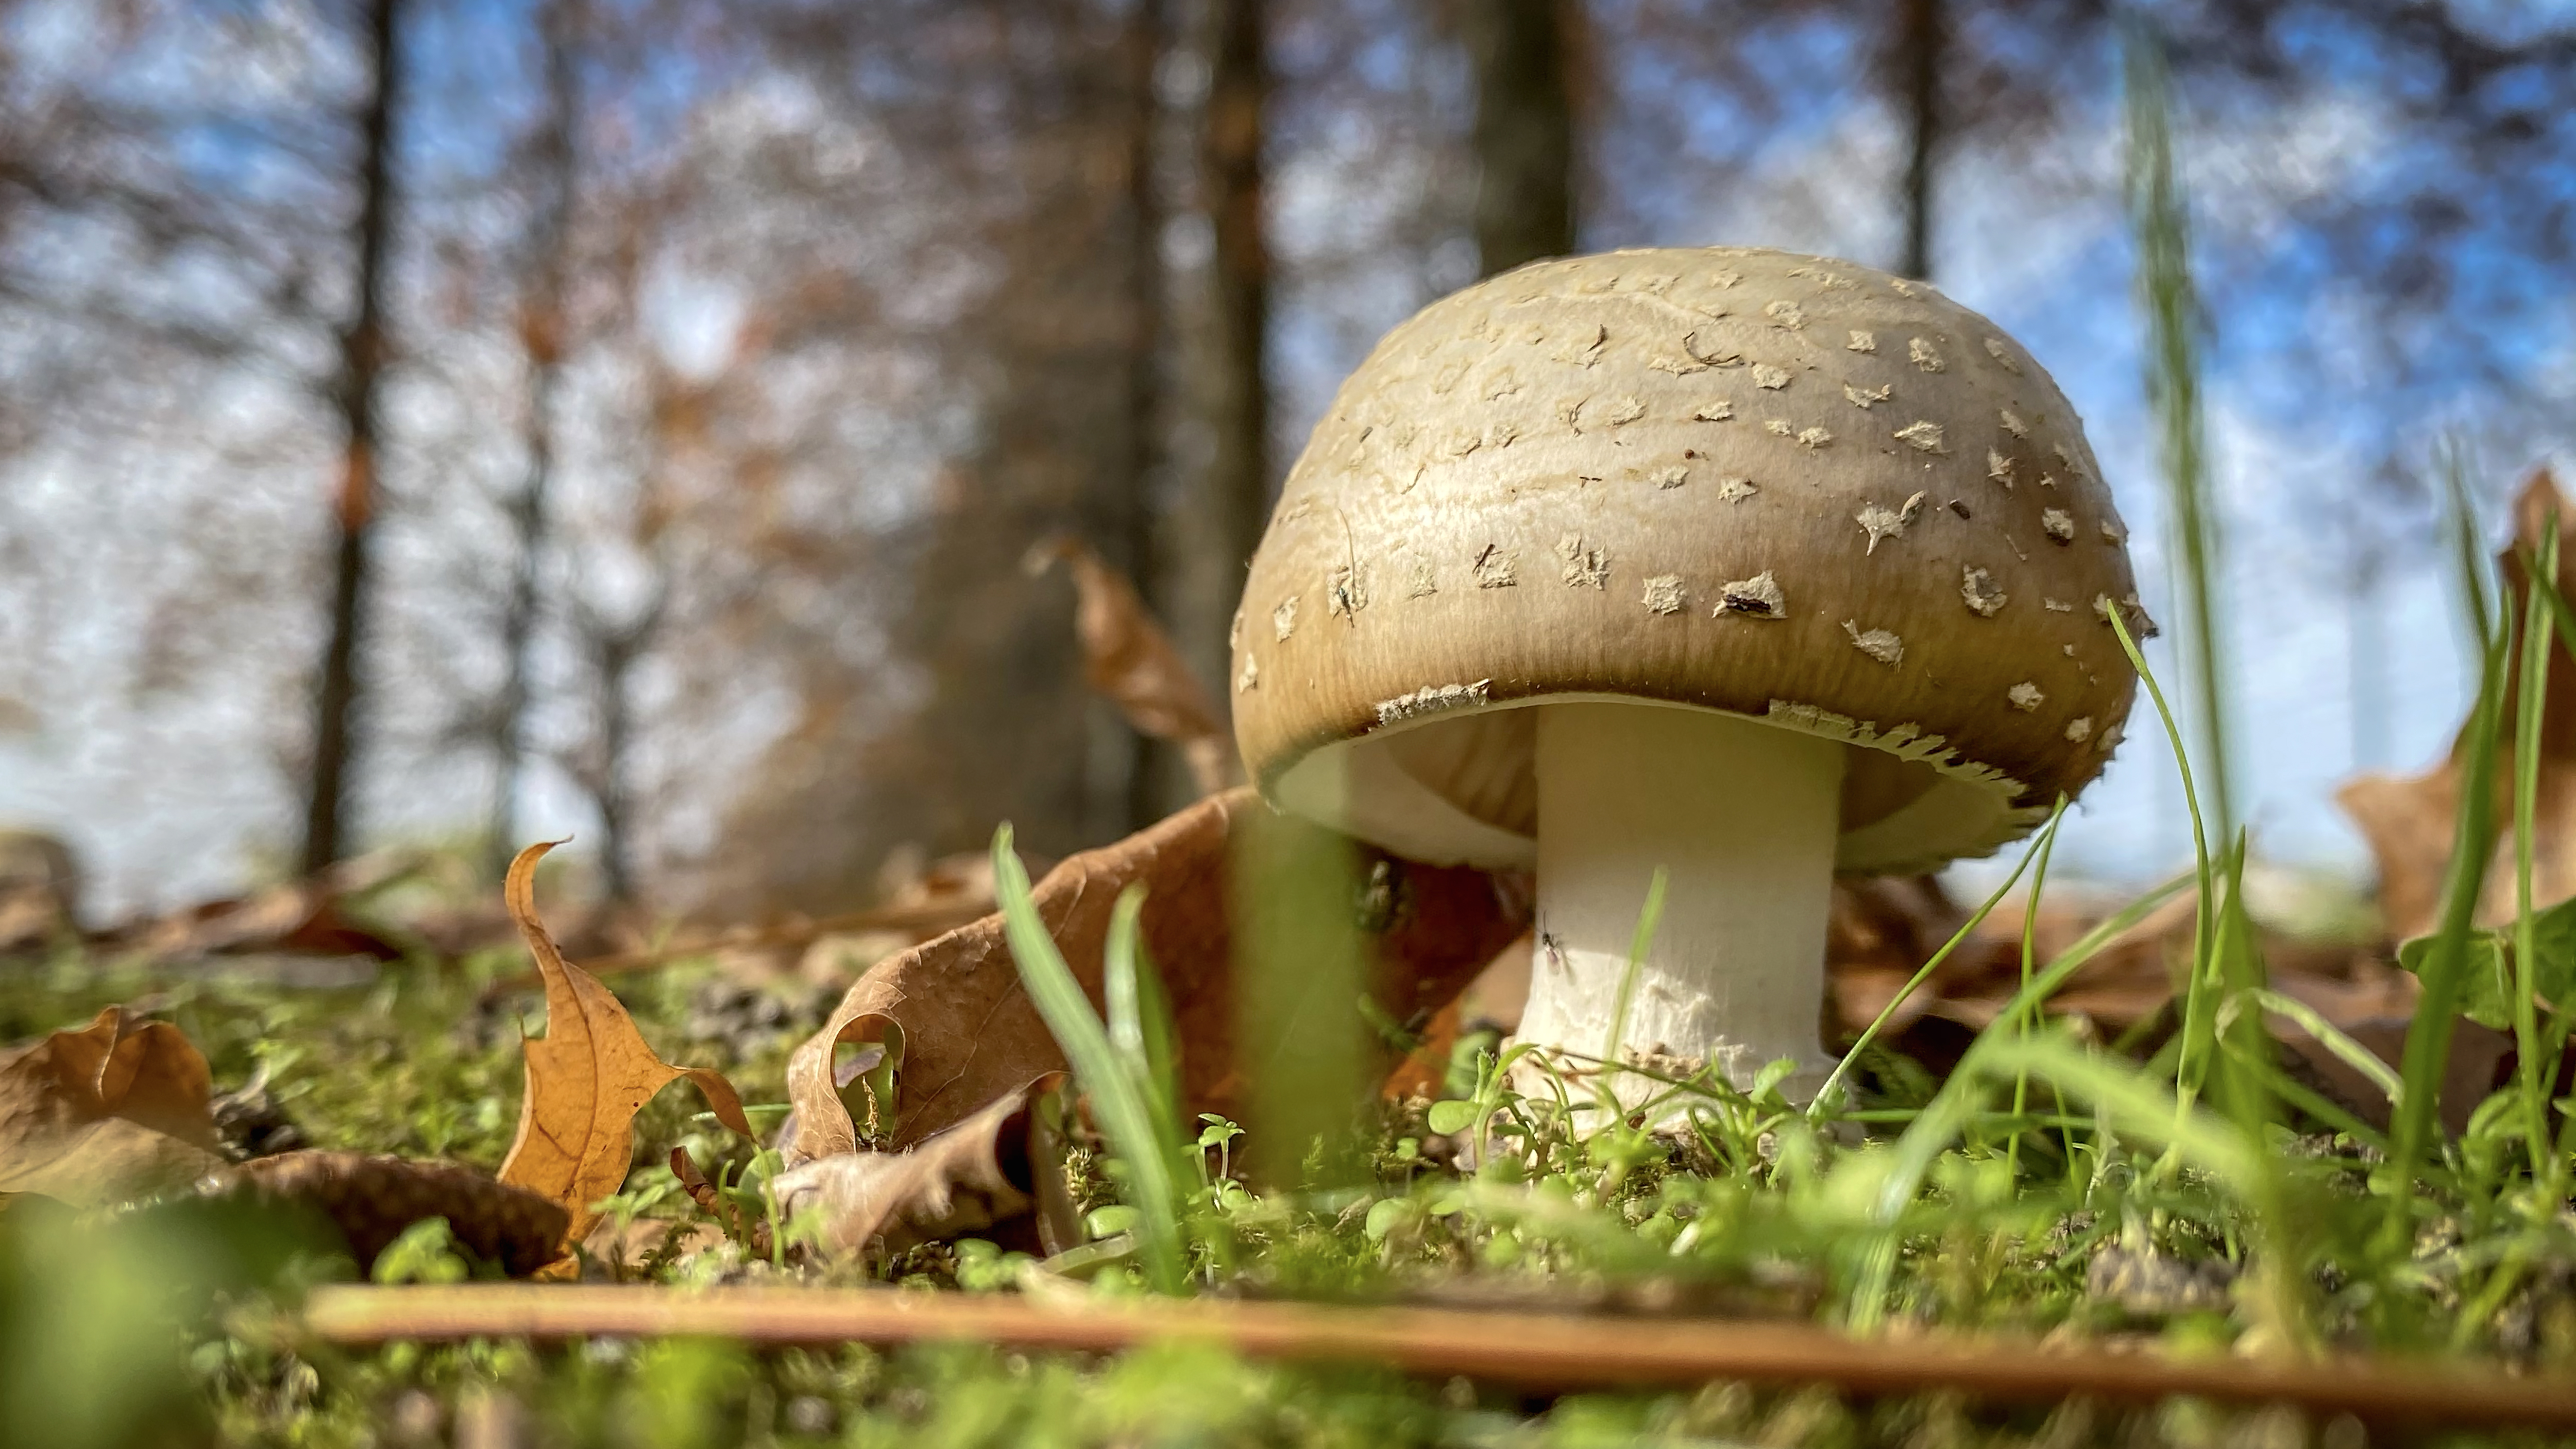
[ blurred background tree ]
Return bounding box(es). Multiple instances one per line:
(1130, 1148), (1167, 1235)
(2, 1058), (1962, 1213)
(0, 0), (2571, 922)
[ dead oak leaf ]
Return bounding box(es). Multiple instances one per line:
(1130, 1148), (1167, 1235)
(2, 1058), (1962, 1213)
(496, 842), (753, 1251)
(0, 1005), (226, 1204)
(2342, 467), (2576, 941)
(785, 788), (1529, 1162)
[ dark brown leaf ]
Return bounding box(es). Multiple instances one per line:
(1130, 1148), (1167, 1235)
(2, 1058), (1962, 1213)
(209, 1150), (570, 1278)
(784, 788), (1530, 1160)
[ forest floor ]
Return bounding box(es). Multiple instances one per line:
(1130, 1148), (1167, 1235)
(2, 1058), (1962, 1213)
(4, 837), (2573, 1449)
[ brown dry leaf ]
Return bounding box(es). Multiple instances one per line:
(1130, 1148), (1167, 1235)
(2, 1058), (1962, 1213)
(1029, 535), (1239, 796)
(496, 841), (754, 1249)
(2343, 466), (2576, 940)
(770, 1089), (1039, 1258)
(0, 1005), (226, 1204)
(785, 787), (1530, 1161)
(208, 1151), (570, 1278)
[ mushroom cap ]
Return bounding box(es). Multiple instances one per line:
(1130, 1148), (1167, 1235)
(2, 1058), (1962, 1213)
(1229, 247), (2145, 876)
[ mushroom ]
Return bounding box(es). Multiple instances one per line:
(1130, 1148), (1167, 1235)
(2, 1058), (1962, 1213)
(1230, 247), (2140, 1109)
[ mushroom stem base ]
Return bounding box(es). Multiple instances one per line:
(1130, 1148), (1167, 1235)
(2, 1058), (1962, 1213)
(1515, 702), (1844, 1110)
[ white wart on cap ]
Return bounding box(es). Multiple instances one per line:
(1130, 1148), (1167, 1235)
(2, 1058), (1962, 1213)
(1230, 246), (2142, 1100)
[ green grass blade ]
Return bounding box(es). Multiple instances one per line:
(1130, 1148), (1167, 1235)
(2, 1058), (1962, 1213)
(1597, 866), (1668, 1113)
(2383, 490), (2513, 1251)
(2216, 1028), (2392, 1155)
(2444, 438), (2497, 658)
(2007, 797), (2065, 1180)
(2524, 543), (2576, 670)
(2205, 829), (2312, 1346)
(1230, 809), (1371, 1185)
(1809, 799), (2068, 1117)
(2124, 17), (2235, 843)
(1974, 1033), (2263, 1192)
(2512, 520), (2561, 1185)
(1104, 887), (1150, 1081)
(2102, 606), (2221, 1120)
(992, 825), (1187, 1293)
(2235, 987), (2404, 1111)
(1871, 870), (2195, 1223)
(1103, 884), (1188, 1171)
(2209, 831), (2276, 1136)
(2520, 561), (2576, 1142)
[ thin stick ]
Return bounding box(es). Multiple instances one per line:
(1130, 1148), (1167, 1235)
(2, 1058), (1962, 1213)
(295, 1285), (2576, 1429)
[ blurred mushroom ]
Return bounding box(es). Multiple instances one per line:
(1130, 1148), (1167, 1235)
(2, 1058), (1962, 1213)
(1230, 247), (2141, 1106)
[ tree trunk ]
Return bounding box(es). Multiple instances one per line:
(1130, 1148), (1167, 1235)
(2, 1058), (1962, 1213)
(301, 0), (403, 876)
(488, 0), (579, 880)
(1146, 0), (1267, 817)
(1121, 0), (1173, 829)
(1198, 0), (1269, 665)
(866, 0), (1154, 868)
(588, 604), (659, 907)
(1896, 0), (1946, 280)
(1462, 0), (1575, 277)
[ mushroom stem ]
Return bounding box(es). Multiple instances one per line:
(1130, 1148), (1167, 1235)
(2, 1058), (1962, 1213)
(1517, 703), (1844, 1110)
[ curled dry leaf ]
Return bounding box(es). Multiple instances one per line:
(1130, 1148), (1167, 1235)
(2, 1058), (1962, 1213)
(770, 1089), (1041, 1258)
(2343, 466), (2576, 941)
(786, 788), (1530, 1160)
(207, 1150), (570, 1278)
(1029, 535), (1238, 796)
(0, 1005), (226, 1204)
(495, 841), (753, 1250)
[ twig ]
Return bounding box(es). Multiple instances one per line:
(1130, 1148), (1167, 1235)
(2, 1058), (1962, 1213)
(297, 1286), (2576, 1428)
